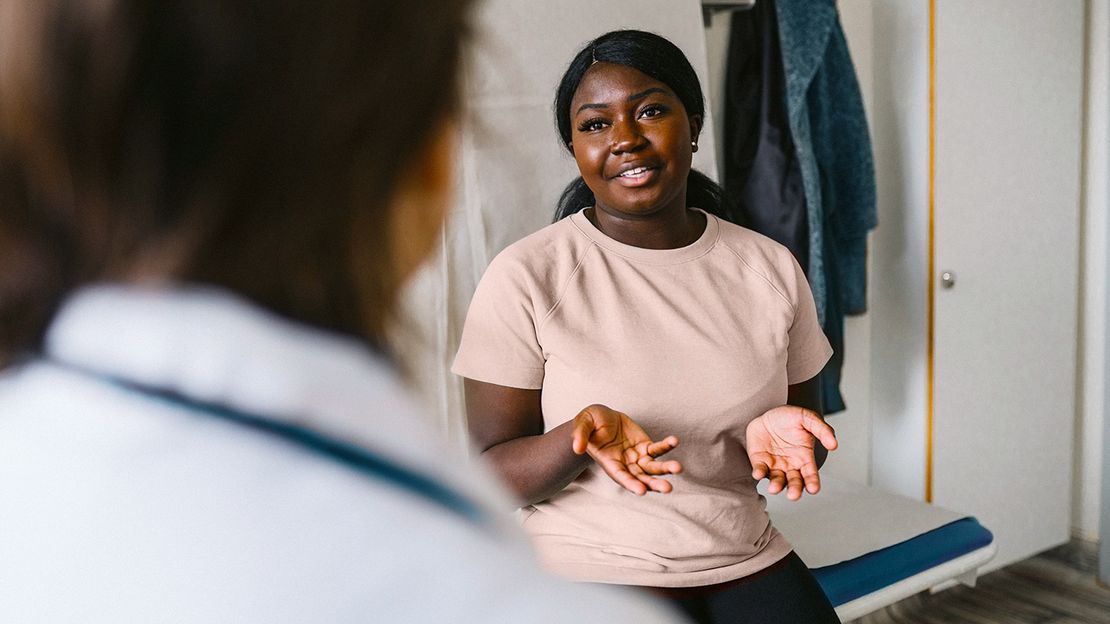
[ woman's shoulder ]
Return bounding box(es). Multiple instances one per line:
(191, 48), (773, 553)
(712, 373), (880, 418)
(713, 216), (799, 271)
(482, 216), (595, 286)
(711, 215), (809, 301)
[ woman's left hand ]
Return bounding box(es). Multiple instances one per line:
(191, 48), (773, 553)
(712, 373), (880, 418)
(746, 405), (838, 501)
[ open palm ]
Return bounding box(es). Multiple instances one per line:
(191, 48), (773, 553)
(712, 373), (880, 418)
(571, 404), (682, 496)
(746, 405), (837, 500)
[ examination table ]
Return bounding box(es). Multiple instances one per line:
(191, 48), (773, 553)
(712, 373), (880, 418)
(764, 478), (997, 621)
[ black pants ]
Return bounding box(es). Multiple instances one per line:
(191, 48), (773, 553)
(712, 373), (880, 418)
(650, 552), (840, 624)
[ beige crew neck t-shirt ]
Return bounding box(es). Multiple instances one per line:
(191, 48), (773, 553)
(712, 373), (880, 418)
(453, 209), (832, 588)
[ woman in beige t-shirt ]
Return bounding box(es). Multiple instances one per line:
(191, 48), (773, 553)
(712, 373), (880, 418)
(454, 30), (841, 624)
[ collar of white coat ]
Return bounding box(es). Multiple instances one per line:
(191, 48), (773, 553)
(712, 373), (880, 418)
(42, 283), (516, 516)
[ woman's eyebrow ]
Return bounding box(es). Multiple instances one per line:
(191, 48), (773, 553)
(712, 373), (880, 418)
(625, 87), (668, 102)
(575, 87), (671, 115)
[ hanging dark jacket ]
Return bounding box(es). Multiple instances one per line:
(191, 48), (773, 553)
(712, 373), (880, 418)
(777, 0), (877, 321)
(780, 0), (876, 413)
(723, 0), (876, 413)
(723, 0), (809, 272)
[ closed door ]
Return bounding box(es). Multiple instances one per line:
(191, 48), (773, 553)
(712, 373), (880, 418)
(933, 0), (1083, 570)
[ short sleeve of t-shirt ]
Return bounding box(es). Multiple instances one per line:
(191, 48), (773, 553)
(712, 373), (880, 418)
(784, 254), (833, 384)
(452, 253), (546, 390)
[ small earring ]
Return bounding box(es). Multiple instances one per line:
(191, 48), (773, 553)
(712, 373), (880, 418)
(691, 141), (698, 152)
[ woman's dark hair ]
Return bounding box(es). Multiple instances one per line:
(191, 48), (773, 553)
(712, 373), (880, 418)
(0, 0), (473, 366)
(552, 29), (737, 223)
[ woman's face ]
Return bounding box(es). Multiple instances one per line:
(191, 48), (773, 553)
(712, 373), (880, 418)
(568, 62), (701, 219)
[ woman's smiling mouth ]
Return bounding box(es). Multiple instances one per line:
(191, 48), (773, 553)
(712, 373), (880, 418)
(613, 164), (660, 187)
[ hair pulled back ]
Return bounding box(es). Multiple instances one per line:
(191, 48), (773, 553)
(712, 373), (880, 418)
(552, 29), (736, 223)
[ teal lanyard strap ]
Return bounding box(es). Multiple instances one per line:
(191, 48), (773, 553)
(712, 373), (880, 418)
(94, 373), (491, 530)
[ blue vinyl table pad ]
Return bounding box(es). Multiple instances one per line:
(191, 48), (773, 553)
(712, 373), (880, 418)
(810, 517), (994, 606)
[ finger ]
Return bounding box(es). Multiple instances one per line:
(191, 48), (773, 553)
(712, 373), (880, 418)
(597, 457), (648, 496)
(801, 461), (821, 495)
(767, 469), (786, 494)
(623, 447), (640, 466)
(629, 463), (674, 494)
(645, 436), (680, 457)
(570, 415), (593, 455)
(751, 460), (770, 481)
(785, 469), (805, 501)
(643, 476), (674, 493)
(802, 412), (838, 451)
(636, 456), (683, 475)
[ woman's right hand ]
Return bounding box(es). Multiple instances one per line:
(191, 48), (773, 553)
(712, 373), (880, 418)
(570, 404), (682, 495)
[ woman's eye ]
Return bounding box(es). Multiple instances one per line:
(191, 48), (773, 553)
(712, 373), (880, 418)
(578, 119), (607, 132)
(640, 105), (665, 119)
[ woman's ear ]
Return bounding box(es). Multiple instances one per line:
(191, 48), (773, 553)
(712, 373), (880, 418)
(689, 114), (703, 149)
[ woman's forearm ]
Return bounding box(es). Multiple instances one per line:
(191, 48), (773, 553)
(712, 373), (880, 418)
(480, 419), (592, 506)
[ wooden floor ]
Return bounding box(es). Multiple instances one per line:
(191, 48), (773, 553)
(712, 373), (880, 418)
(850, 540), (1110, 624)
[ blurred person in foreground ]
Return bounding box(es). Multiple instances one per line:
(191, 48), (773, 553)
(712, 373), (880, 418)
(0, 2), (682, 622)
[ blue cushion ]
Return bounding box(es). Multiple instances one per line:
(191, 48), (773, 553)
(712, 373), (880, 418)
(811, 517), (995, 606)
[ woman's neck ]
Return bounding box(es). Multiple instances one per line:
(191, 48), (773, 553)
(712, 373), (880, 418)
(587, 205), (706, 250)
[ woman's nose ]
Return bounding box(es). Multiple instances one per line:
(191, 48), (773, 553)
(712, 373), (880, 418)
(610, 120), (646, 154)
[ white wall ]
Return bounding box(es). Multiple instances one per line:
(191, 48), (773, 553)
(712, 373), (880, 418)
(1077, 0), (1109, 542)
(865, 2), (931, 502)
(1102, 0), (1110, 580)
